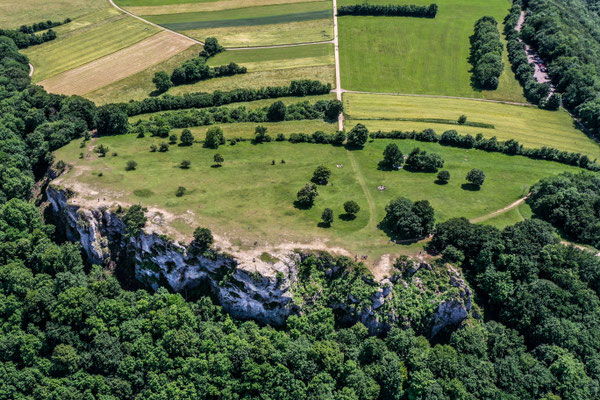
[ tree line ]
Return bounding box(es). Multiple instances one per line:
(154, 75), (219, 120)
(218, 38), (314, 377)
(0, 18), (69, 49)
(337, 3), (438, 18)
(111, 79), (332, 117)
(520, 0), (600, 136)
(504, 0), (561, 109)
(372, 128), (600, 171)
(469, 16), (504, 90)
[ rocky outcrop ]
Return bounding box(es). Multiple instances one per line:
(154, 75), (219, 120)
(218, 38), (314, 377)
(46, 185), (473, 336)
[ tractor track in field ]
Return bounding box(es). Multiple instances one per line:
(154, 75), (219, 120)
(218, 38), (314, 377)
(346, 150), (377, 231)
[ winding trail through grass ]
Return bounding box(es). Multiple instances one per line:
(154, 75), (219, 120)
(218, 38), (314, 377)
(469, 194), (530, 223)
(346, 149), (377, 231)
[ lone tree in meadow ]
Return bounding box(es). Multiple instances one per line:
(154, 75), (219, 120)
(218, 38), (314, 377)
(193, 227), (214, 252)
(267, 101), (287, 122)
(125, 160), (137, 171)
(321, 208), (334, 227)
(346, 123), (369, 148)
(437, 170), (450, 184)
(96, 144), (109, 157)
(382, 143), (403, 168)
(296, 183), (318, 208)
(254, 125), (271, 143)
(344, 200), (360, 218)
(312, 165), (331, 185)
(458, 114), (467, 124)
(176, 186), (186, 197)
(180, 129), (194, 146)
(204, 126), (224, 149)
(213, 153), (224, 167)
(466, 169), (486, 188)
(152, 71), (172, 93)
(200, 37), (224, 58)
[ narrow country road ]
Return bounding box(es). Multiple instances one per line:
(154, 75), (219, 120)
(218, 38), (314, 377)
(332, 0), (344, 131)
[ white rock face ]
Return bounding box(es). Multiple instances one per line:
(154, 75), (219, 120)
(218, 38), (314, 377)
(47, 186), (473, 336)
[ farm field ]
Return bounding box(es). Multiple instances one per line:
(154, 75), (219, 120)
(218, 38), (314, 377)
(121, 0), (318, 16)
(88, 44), (335, 103)
(24, 14), (161, 82)
(38, 31), (194, 95)
(140, 1), (333, 46)
(53, 133), (580, 266)
(343, 93), (600, 158)
(0, 0), (106, 28)
(338, 0), (525, 102)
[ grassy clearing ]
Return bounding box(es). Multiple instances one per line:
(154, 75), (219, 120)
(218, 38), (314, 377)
(0, 0), (106, 28)
(182, 19), (332, 47)
(86, 45), (335, 104)
(54, 132), (580, 267)
(24, 15), (161, 82)
(125, 0), (318, 15)
(344, 93), (600, 158)
(478, 203), (533, 229)
(338, 0), (525, 102)
(39, 31), (193, 96)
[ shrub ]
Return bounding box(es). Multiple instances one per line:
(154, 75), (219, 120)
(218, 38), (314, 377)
(193, 227), (214, 251)
(296, 183), (318, 208)
(346, 123), (369, 148)
(254, 125), (271, 143)
(159, 143), (169, 152)
(96, 144), (109, 157)
(213, 153), (224, 166)
(180, 129), (194, 146)
(312, 165), (331, 185)
(123, 204), (147, 237)
(176, 186), (186, 197)
(169, 133), (178, 144)
(321, 208), (334, 227)
(180, 160), (191, 169)
(205, 126), (225, 149)
(344, 200), (360, 216)
(437, 170), (450, 184)
(405, 147), (444, 172)
(125, 160), (137, 171)
(276, 133), (286, 141)
(466, 169), (486, 187)
(458, 115), (467, 124)
(150, 144), (157, 152)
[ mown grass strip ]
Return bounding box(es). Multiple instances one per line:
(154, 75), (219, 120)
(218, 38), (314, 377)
(347, 116), (495, 129)
(159, 10), (331, 30)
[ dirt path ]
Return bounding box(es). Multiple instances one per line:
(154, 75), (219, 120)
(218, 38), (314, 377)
(28, 63), (34, 77)
(469, 194), (530, 224)
(346, 150), (377, 231)
(340, 89), (535, 107)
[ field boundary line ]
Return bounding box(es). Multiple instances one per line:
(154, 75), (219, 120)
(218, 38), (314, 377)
(108, 0), (204, 45)
(469, 194), (530, 224)
(341, 89), (535, 107)
(109, 0), (338, 52)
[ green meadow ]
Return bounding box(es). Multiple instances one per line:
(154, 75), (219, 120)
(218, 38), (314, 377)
(338, 0), (525, 102)
(54, 130), (581, 261)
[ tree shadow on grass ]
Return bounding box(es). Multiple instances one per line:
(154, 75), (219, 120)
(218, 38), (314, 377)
(461, 183), (481, 191)
(211, 164), (222, 169)
(317, 222), (331, 228)
(339, 213), (356, 221)
(149, 89), (164, 97)
(435, 180), (449, 185)
(377, 221), (424, 245)
(293, 200), (313, 210)
(377, 161), (396, 171)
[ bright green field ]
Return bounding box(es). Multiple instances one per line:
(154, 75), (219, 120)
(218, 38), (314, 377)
(344, 93), (600, 159)
(54, 131), (581, 264)
(338, 0), (525, 102)
(24, 15), (161, 82)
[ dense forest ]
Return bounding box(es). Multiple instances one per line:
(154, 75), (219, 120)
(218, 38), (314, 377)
(2, 16), (600, 400)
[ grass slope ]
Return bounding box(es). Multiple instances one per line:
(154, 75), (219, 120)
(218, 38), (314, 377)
(344, 93), (600, 158)
(54, 132), (580, 263)
(338, 0), (525, 102)
(24, 15), (161, 82)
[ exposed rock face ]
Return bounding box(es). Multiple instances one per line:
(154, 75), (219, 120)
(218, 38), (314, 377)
(46, 185), (473, 336)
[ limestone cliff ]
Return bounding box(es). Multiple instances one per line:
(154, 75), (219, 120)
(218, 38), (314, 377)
(46, 185), (473, 337)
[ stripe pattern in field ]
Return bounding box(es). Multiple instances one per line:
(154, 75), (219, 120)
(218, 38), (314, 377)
(125, 0), (324, 16)
(38, 31), (194, 96)
(157, 9), (331, 30)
